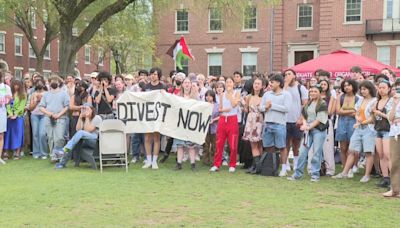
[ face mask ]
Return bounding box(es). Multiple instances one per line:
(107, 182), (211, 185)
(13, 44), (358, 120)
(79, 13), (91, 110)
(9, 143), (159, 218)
(36, 84), (43, 90)
(50, 82), (58, 89)
(176, 80), (182, 86)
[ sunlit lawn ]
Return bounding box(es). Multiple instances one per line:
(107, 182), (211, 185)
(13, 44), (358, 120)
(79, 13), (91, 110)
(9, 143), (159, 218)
(0, 156), (399, 227)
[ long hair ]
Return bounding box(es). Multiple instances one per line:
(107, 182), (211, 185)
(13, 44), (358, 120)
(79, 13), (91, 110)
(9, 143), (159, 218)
(250, 77), (265, 97)
(319, 79), (331, 101)
(377, 80), (392, 101)
(74, 80), (89, 106)
(306, 86), (323, 112)
(179, 78), (197, 99)
(11, 79), (26, 100)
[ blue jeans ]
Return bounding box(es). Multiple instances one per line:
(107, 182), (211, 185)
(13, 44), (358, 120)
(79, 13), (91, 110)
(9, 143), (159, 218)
(65, 130), (98, 151)
(31, 114), (49, 157)
(131, 133), (144, 158)
(44, 117), (67, 156)
(294, 129), (327, 179)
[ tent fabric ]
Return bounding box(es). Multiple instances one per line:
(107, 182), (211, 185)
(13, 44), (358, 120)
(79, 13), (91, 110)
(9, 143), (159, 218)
(290, 49), (400, 79)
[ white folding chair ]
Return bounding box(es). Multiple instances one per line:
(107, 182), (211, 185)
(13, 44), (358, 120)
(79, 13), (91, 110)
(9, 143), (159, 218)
(99, 119), (128, 173)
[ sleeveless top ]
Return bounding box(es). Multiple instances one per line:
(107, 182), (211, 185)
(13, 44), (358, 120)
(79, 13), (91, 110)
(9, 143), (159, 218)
(221, 91), (238, 116)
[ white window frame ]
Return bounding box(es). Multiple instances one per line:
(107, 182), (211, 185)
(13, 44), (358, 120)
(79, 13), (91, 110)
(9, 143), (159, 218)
(85, 45), (91, 64)
(297, 4), (313, 30)
(240, 48), (258, 77)
(207, 53), (223, 77)
(98, 48), (104, 66)
(0, 31), (6, 54)
(14, 34), (23, 56)
(43, 70), (51, 79)
(28, 68), (36, 76)
(44, 43), (51, 60)
(208, 8), (223, 33)
(30, 7), (36, 29)
(377, 46), (391, 65)
(14, 67), (23, 80)
(175, 10), (189, 34)
(345, 47), (362, 55)
(344, 0), (362, 24)
(242, 6), (258, 32)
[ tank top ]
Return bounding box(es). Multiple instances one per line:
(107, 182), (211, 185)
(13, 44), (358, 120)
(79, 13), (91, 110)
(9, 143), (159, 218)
(221, 91), (238, 116)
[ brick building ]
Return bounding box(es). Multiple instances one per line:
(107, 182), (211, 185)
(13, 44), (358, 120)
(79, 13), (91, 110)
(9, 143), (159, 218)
(155, 0), (400, 77)
(0, 17), (110, 80)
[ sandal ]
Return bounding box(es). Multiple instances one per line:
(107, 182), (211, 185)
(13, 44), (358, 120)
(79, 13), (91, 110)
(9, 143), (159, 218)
(383, 190), (400, 198)
(2, 152), (9, 161)
(13, 156), (21, 160)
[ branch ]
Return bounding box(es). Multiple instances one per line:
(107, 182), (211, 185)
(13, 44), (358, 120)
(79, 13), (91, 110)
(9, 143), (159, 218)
(75, 0), (136, 51)
(71, 0), (97, 21)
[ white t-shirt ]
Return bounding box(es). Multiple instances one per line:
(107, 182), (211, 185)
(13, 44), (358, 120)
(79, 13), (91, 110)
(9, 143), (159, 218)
(285, 83), (309, 123)
(0, 83), (12, 112)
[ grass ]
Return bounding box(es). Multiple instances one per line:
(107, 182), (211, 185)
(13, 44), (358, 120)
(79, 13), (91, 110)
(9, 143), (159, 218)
(0, 156), (399, 227)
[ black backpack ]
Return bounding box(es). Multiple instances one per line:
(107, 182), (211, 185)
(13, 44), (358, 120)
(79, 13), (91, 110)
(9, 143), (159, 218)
(259, 152), (280, 176)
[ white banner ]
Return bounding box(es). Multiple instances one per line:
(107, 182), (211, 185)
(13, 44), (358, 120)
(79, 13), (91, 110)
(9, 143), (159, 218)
(116, 90), (213, 144)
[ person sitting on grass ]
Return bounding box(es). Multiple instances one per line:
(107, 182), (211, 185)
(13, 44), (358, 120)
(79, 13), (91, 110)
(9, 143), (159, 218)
(55, 105), (102, 169)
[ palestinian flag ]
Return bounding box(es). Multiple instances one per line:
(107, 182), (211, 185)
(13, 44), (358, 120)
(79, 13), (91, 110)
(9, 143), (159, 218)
(166, 36), (194, 70)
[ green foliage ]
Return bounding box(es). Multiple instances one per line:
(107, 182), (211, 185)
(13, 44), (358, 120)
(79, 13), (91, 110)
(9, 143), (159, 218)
(0, 157), (399, 227)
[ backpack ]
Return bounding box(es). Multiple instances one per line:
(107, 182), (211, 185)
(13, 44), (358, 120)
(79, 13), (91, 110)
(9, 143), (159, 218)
(259, 152), (280, 176)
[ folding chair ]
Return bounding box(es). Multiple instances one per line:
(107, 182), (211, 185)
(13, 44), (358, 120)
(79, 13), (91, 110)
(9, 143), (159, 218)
(99, 119), (128, 172)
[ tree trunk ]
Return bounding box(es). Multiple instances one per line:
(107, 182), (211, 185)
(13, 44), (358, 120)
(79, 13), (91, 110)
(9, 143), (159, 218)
(35, 55), (44, 74)
(58, 23), (76, 77)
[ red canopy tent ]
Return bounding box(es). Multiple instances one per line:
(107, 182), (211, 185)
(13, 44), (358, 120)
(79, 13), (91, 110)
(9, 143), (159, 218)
(290, 49), (400, 79)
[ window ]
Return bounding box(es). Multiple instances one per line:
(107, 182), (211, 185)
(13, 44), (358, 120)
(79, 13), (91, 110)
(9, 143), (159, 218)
(14, 68), (23, 80)
(98, 49), (104, 66)
(242, 53), (257, 77)
(345, 0), (362, 22)
(29, 43), (35, 58)
(44, 44), (50, 59)
(396, 46), (400, 67)
(30, 7), (36, 29)
(298, 4), (313, 28)
(387, 0), (393, 18)
(72, 27), (78, 36)
(29, 68), (35, 76)
(243, 6), (257, 30)
(85, 46), (91, 64)
(377, 46), (391, 65)
(0, 32), (5, 53)
(209, 8), (222, 31)
(176, 10), (189, 32)
(43, 70), (51, 79)
(345, 47), (362, 55)
(176, 58), (189, 75)
(208, 53), (222, 76)
(14, 35), (22, 56)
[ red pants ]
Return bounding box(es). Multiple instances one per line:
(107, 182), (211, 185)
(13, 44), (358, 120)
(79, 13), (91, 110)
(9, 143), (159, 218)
(213, 115), (239, 168)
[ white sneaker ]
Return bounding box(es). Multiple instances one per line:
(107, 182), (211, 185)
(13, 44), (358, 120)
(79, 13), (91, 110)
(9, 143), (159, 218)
(222, 161), (228, 166)
(228, 167), (235, 173)
(286, 163), (292, 172)
(0, 158), (6, 165)
(347, 170), (354, 178)
(130, 157), (138, 164)
(33, 155), (40, 159)
(360, 176), (370, 183)
(279, 169), (287, 177)
(41, 156), (48, 160)
(209, 166), (219, 172)
(152, 162), (159, 170)
(142, 162), (152, 169)
(352, 166), (359, 174)
(332, 173), (347, 179)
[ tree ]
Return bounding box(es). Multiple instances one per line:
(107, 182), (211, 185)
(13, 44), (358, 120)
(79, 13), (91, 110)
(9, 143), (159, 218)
(0, 0), (59, 73)
(51, 0), (137, 76)
(90, 1), (156, 73)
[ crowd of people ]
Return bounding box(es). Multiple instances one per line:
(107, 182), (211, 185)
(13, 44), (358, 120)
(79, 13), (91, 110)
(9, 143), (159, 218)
(0, 65), (399, 198)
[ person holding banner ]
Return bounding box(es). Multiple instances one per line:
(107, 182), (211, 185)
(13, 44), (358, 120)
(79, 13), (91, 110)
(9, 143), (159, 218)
(210, 77), (241, 173)
(142, 67), (165, 169)
(174, 77), (201, 171)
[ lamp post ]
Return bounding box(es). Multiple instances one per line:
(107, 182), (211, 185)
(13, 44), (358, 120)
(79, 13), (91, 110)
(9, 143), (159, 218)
(113, 50), (121, 74)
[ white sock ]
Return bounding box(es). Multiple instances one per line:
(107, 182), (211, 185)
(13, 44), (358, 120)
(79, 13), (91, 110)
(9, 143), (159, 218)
(282, 164), (287, 172)
(153, 155), (158, 163)
(294, 156), (299, 169)
(146, 155), (152, 164)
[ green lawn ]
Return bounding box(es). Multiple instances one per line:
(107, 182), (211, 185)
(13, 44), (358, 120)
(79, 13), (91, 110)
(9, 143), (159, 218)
(0, 157), (399, 227)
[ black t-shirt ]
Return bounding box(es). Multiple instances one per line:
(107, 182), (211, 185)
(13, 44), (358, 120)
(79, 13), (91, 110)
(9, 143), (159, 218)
(94, 87), (117, 114)
(144, 82), (166, 91)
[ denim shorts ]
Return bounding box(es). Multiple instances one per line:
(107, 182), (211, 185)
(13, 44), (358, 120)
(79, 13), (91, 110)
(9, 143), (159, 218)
(349, 126), (376, 154)
(335, 116), (356, 142)
(376, 130), (390, 139)
(173, 138), (199, 149)
(286, 122), (303, 139)
(262, 122), (286, 149)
